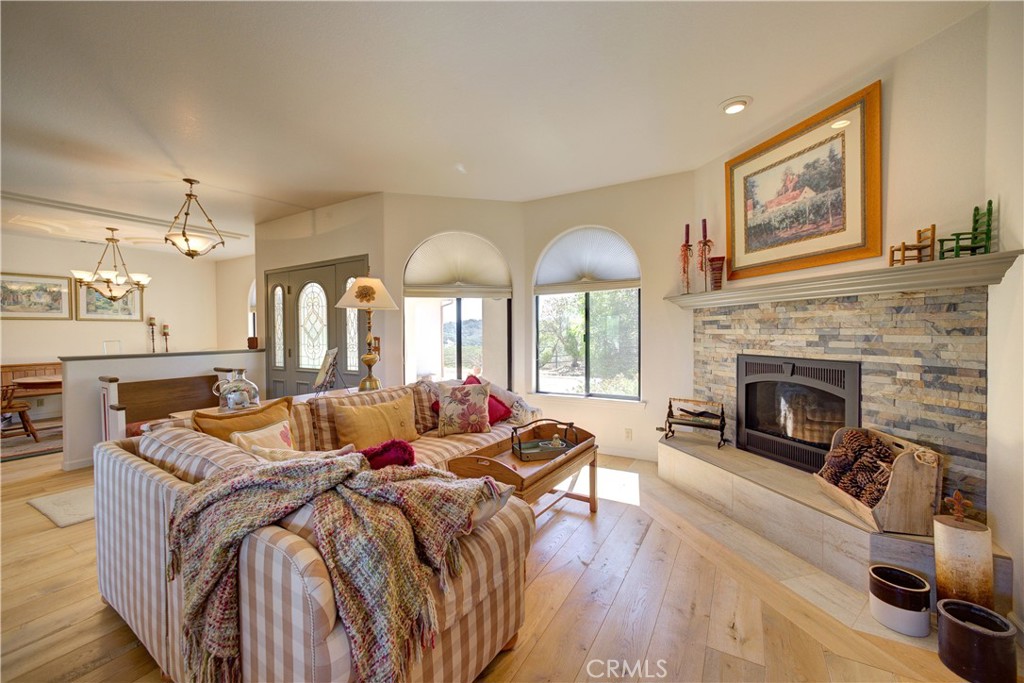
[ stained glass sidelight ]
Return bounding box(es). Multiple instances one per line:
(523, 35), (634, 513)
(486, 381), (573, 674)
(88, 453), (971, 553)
(345, 277), (359, 371)
(272, 286), (284, 369)
(298, 282), (327, 369)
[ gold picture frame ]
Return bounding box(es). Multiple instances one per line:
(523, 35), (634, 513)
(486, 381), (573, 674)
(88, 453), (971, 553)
(0, 273), (73, 320)
(725, 81), (882, 280)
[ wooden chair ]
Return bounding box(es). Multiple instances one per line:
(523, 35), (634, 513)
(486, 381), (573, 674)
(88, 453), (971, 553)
(889, 224), (936, 266)
(1, 385), (40, 442)
(939, 200), (993, 259)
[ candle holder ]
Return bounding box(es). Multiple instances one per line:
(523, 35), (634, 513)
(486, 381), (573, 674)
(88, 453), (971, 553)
(679, 241), (693, 294)
(147, 319), (157, 353)
(162, 328), (170, 352)
(697, 237), (714, 291)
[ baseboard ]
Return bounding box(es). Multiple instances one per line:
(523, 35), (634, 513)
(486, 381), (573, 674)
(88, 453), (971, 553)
(62, 454), (93, 471)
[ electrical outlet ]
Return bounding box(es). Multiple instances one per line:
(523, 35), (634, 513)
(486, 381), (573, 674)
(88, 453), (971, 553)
(36, 399), (44, 407)
(625, 428), (633, 441)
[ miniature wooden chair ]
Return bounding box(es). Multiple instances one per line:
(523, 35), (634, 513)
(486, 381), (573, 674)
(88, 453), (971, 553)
(889, 224), (936, 266)
(939, 200), (993, 260)
(1, 385), (40, 442)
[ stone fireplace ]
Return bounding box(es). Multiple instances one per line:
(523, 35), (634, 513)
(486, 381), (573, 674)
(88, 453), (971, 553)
(736, 354), (860, 472)
(691, 286), (989, 520)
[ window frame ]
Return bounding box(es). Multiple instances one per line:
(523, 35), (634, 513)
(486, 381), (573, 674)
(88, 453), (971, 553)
(534, 287), (641, 401)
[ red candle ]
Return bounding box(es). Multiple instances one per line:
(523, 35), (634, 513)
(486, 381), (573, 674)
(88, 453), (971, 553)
(684, 224), (690, 244)
(702, 219), (708, 241)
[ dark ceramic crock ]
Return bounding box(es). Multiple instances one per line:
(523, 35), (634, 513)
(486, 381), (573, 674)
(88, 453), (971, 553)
(937, 599), (1017, 683)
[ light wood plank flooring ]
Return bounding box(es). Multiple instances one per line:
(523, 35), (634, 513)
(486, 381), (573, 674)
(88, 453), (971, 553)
(1, 452), (974, 682)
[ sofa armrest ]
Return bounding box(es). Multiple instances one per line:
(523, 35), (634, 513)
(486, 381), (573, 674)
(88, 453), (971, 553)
(239, 526), (352, 683)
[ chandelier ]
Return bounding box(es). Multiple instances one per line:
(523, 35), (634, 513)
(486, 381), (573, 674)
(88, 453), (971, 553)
(164, 178), (225, 258)
(71, 228), (151, 302)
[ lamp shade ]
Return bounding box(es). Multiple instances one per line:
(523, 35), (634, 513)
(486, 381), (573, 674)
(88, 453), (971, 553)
(335, 277), (398, 311)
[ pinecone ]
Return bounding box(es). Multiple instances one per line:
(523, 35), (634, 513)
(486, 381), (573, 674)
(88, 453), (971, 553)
(824, 445), (856, 472)
(867, 437), (895, 463)
(854, 469), (875, 488)
(852, 453), (880, 474)
(819, 461), (844, 485)
(860, 482), (885, 508)
(838, 471), (864, 498)
(842, 429), (872, 455)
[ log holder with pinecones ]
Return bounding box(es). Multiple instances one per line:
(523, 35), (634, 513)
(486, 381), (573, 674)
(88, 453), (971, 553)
(814, 427), (943, 536)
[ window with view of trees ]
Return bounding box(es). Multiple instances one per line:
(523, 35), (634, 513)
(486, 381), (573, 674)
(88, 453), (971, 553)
(534, 226), (641, 400)
(536, 288), (639, 398)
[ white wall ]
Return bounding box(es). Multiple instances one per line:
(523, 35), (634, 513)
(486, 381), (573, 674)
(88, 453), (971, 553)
(1, 232), (220, 361)
(522, 172), (694, 459)
(982, 1), (1024, 632)
(214, 255), (255, 349)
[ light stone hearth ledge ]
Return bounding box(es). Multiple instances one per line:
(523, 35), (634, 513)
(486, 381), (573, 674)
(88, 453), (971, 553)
(665, 249), (1021, 309)
(656, 432), (1014, 617)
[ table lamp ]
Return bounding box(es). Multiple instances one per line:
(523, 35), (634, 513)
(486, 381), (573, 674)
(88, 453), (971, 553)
(335, 276), (398, 391)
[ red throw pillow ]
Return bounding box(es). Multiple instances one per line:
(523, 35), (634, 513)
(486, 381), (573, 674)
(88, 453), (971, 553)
(430, 377), (512, 425)
(361, 439), (416, 470)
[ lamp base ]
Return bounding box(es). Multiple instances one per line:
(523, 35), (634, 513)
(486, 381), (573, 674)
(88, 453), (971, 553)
(359, 375), (382, 392)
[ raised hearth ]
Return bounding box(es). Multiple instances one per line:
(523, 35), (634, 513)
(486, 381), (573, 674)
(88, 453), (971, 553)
(657, 432), (1013, 616)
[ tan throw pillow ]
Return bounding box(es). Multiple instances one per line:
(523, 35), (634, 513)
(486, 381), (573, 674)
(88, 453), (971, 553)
(251, 443), (357, 462)
(138, 427), (259, 484)
(437, 383), (491, 437)
(192, 397), (293, 442)
(333, 393), (419, 451)
(230, 420), (292, 452)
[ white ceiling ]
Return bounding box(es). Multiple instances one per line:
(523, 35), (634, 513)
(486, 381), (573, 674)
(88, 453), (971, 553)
(1, 1), (980, 259)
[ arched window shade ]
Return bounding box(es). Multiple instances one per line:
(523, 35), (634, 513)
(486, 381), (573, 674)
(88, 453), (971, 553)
(534, 227), (640, 295)
(404, 232), (512, 298)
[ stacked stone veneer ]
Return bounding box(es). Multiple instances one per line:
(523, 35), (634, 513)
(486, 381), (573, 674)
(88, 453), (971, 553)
(693, 286), (987, 520)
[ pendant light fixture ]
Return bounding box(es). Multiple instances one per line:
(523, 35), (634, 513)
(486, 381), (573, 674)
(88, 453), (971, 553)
(71, 228), (151, 302)
(164, 178), (225, 258)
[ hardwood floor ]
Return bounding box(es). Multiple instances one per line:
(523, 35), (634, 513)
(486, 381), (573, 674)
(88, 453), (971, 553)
(0, 452), (977, 682)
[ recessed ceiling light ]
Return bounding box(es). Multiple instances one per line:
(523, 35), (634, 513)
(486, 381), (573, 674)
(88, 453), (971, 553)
(720, 96), (752, 115)
(454, 163), (468, 175)
(831, 119), (851, 129)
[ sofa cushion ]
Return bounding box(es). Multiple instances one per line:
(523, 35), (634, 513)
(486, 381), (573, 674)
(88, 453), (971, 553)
(437, 383), (491, 437)
(250, 444), (357, 462)
(413, 423), (516, 469)
(192, 397), (293, 442)
(138, 427), (259, 484)
(309, 386), (412, 451)
(230, 420), (292, 452)
(411, 380), (439, 434)
(333, 393), (420, 450)
(290, 401), (317, 451)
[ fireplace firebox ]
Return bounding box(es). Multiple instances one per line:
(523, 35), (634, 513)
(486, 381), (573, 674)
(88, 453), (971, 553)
(736, 354), (860, 472)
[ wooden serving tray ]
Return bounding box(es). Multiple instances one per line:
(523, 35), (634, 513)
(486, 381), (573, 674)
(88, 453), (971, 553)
(448, 423), (597, 510)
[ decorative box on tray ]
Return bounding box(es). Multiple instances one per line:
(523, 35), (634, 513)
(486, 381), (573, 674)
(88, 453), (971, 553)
(814, 427), (943, 536)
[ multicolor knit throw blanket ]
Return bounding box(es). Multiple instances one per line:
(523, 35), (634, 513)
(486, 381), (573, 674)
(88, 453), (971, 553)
(167, 453), (503, 683)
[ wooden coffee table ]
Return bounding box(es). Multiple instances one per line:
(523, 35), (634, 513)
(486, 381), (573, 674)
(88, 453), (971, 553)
(448, 423), (598, 515)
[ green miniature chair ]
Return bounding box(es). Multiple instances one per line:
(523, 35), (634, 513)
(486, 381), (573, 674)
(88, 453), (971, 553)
(939, 200), (993, 259)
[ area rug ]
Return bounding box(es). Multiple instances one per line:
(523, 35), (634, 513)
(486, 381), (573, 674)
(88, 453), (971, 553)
(28, 485), (95, 528)
(0, 419), (62, 462)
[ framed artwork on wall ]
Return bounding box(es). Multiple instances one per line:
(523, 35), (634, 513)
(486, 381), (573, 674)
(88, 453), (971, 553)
(0, 273), (73, 320)
(76, 287), (144, 322)
(725, 80), (882, 280)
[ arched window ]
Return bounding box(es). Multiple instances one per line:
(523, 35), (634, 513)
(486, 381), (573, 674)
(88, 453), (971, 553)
(535, 226), (640, 399)
(344, 276), (359, 372)
(297, 282), (327, 370)
(272, 285), (284, 369)
(403, 233), (512, 385)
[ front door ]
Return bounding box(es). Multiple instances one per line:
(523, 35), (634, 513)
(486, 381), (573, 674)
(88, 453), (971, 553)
(265, 255), (368, 398)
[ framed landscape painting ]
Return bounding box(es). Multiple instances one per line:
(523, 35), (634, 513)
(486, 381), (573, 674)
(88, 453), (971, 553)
(0, 273), (73, 320)
(725, 81), (882, 280)
(76, 286), (143, 321)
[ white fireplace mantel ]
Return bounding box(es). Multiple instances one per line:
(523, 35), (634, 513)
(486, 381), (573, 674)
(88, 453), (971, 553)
(665, 250), (1022, 310)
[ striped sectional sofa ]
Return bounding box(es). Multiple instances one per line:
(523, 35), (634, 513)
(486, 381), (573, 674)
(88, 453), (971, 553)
(94, 383), (537, 682)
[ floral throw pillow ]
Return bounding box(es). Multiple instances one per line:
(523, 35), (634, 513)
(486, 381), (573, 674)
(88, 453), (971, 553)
(437, 383), (491, 437)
